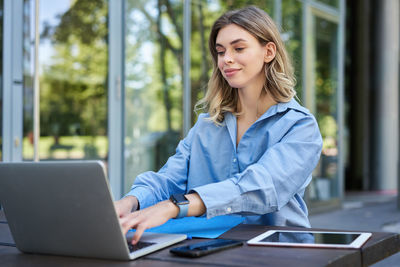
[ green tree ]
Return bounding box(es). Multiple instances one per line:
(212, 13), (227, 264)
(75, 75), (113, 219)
(39, 0), (108, 141)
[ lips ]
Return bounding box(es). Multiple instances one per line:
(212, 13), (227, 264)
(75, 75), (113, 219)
(224, 68), (240, 77)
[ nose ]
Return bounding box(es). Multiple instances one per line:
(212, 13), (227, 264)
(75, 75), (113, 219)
(223, 50), (234, 64)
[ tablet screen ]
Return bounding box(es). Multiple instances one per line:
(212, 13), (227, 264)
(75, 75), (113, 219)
(260, 231), (361, 245)
(247, 230), (372, 248)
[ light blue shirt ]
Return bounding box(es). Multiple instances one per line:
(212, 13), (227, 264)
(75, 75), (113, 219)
(127, 99), (323, 228)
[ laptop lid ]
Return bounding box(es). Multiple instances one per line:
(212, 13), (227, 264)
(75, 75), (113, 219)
(0, 161), (186, 260)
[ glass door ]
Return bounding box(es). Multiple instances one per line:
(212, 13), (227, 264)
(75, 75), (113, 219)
(123, 0), (184, 194)
(122, 0), (276, 195)
(22, 0), (109, 162)
(305, 6), (343, 210)
(0, 0), (3, 161)
(3, 0), (121, 195)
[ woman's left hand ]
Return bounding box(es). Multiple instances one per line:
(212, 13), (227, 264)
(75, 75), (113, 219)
(119, 199), (179, 244)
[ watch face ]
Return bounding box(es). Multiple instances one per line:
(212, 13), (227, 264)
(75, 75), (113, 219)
(171, 194), (189, 205)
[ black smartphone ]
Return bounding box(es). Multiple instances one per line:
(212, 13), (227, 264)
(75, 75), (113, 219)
(170, 239), (243, 258)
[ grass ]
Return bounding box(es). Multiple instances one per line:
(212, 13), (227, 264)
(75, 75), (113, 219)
(22, 135), (108, 160)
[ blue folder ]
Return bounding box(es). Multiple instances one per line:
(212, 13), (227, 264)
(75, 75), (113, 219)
(130, 215), (245, 239)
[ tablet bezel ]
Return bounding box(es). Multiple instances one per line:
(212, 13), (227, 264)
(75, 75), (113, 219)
(247, 230), (372, 249)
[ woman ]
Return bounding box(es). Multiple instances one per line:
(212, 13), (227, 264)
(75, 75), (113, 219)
(116, 6), (322, 245)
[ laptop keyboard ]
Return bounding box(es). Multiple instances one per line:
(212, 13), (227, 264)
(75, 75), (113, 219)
(127, 241), (156, 253)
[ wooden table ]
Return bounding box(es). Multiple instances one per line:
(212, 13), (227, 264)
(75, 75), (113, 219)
(0, 210), (399, 266)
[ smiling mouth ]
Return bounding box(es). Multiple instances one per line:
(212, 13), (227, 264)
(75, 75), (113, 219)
(224, 69), (240, 77)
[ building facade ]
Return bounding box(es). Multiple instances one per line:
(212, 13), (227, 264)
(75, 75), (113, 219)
(1, 0), (399, 211)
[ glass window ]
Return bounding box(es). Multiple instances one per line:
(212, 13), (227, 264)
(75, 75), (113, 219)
(214, 0), (274, 13)
(0, 0), (3, 161)
(317, 0), (339, 8)
(124, 0), (184, 193)
(22, 0), (34, 161)
(22, 0), (109, 162)
(282, 0), (303, 101)
(123, 1), (276, 194)
(308, 16), (339, 202)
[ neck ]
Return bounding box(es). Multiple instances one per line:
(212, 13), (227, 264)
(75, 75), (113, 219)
(237, 85), (276, 119)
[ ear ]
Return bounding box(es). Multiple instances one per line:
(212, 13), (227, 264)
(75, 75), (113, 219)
(264, 42), (276, 63)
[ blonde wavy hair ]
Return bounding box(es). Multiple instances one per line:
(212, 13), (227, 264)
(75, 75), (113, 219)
(195, 6), (296, 124)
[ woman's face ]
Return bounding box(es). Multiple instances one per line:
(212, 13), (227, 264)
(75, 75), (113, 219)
(215, 24), (271, 90)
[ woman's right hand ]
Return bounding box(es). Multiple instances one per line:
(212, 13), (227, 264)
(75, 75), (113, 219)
(114, 196), (139, 218)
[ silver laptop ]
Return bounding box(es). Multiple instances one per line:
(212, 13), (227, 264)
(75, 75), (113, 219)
(0, 161), (186, 260)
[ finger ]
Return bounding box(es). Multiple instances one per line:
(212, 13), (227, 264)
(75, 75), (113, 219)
(118, 212), (129, 219)
(120, 214), (139, 235)
(116, 209), (124, 218)
(132, 224), (147, 245)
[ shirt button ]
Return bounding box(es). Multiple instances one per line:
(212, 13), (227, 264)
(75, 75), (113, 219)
(233, 158), (237, 163)
(226, 207), (232, 213)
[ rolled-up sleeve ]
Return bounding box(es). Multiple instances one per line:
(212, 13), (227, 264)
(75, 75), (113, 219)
(193, 115), (323, 219)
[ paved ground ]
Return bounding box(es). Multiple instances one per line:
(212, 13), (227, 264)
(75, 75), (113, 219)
(309, 191), (400, 266)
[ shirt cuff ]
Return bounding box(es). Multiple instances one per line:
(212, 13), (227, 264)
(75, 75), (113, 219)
(191, 178), (242, 219)
(125, 185), (156, 210)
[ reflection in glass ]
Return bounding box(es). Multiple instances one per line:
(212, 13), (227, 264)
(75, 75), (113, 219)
(124, 0), (183, 193)
(124, 1), (275, 193)
(282, 0), (303, 101)
(0, 0), (3, 161)
(22, 0), (34, 161)
(260, 232), (360, 245)
(22, 0), (109, 162)
(261, 232), (315, 243)
(309, 17), (339, 201)
(317, 0), (339, 8)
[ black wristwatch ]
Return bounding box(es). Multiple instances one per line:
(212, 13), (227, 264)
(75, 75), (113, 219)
(169, 194), (190, 219)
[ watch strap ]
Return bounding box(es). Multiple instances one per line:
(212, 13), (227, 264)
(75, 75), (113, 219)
(176, 202), (189, 219)
(170, 194), (190, 219)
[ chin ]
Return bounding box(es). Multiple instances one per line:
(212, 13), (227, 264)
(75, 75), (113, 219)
(226, 80), (244, 89)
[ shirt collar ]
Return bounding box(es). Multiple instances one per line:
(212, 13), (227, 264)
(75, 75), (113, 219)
(259, 98), (309, 120)
(223, 98), (308, 124)
(222, 98), (309, 150)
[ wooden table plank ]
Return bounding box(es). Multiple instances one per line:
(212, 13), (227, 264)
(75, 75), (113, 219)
(145, 238), (361, 267)
(220, 224), (400, 267)
(0, 222), (361, 267)
(0, 245), (208, 267)
(361, 231), (400, 266)
(1, 208), (399, 267)
(146, 226), (365, 267)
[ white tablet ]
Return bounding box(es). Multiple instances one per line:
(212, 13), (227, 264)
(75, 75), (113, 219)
(247, 230), (372, 249)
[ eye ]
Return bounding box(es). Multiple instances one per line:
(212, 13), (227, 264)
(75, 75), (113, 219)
(216, 51), (225, 56)
(235, 47), (244, 52)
